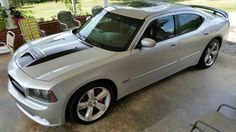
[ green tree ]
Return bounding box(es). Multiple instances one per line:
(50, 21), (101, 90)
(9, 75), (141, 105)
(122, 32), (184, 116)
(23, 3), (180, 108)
(9, 0), (22, 7)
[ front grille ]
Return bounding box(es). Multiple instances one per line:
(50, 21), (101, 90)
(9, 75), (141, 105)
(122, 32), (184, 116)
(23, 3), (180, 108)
(9, 75), (26, 97)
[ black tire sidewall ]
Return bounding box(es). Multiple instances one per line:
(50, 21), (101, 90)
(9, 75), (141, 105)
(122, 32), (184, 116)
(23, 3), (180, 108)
(68, 82), (114, 124)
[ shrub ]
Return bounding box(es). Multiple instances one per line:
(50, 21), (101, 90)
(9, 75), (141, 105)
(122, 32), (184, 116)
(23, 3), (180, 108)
(0, 20), (6, 31)
(9, 7), (22, 18)
(0, 6), (8, 20)
(51, 15), (57, 20)
(37, 17), (45, 22)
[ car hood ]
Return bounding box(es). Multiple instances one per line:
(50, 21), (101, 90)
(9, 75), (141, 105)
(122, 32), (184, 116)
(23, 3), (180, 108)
(14, 31), (116, 81)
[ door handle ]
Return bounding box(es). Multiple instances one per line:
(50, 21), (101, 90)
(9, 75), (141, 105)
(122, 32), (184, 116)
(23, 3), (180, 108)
(204, 32), (209, 36)
(170, 44), (176, 48)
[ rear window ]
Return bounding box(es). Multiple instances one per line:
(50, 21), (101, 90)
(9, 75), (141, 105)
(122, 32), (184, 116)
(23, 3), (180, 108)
(177, 13), (203, 34)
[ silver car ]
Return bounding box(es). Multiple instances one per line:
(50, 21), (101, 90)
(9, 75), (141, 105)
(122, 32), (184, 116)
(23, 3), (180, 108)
(8, 2), (229, 126)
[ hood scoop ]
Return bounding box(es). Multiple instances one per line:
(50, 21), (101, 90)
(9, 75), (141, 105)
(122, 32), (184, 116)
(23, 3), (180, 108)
(17, 47), (46, 68)
(30, 47), (45, 59)
(18, 52), (36, 68)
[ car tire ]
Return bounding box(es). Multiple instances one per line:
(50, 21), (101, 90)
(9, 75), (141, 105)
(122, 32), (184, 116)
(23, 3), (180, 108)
(68, 82), (114, 124)
(198, 39), (220, 68)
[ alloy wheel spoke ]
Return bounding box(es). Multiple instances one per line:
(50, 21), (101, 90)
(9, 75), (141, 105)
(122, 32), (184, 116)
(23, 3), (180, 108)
(95, 90), (108, 100)
(85, 106), (93, 120)
(205, 54), (209, 62)
(205, 49), (211, 62)
(78, 101), (89, 110)
(95, 102), (107, 111)
(207, 56), (212, 63)
(87, 89), (95, 100)
(211, 43), (216, 51)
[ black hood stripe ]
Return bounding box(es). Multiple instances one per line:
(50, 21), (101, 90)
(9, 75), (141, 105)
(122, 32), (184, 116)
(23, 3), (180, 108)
(28, 47), (87, 67)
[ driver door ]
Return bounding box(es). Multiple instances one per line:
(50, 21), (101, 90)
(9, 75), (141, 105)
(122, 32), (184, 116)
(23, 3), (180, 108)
(130, 15), (179, 92)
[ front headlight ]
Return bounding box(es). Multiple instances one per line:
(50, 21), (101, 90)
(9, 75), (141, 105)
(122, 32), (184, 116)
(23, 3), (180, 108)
(28, 89), (57, 103)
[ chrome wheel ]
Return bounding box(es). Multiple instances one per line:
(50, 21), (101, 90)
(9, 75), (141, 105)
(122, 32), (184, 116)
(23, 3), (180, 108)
(76, 87), (111, 122)
(204, 41), (219, 66)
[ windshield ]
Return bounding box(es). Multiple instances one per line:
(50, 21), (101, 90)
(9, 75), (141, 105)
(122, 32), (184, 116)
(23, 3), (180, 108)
(75, 10), (143, 51)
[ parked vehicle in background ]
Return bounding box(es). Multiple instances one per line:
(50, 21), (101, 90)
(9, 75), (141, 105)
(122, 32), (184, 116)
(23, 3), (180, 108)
(8, 1), (229, 126)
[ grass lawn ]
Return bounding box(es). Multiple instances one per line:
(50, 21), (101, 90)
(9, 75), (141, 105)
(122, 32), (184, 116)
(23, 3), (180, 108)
(19, 2), (67, 20)
(18, 0), (236, 20)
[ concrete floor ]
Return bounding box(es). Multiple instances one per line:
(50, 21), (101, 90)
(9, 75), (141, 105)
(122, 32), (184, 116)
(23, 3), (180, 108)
(227, 12), (236, 43)
(1, 50), (236, 132)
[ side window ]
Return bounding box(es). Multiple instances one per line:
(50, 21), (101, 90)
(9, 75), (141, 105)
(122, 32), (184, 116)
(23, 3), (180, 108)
(178, 14), (203, 34)
(142, 15), (175, 42)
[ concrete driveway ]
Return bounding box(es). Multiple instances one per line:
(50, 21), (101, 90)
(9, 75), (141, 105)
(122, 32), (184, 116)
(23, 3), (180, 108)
(227, 11), (236, 43)
(0, 12), (236, 132)
(222, 12), (236, 57)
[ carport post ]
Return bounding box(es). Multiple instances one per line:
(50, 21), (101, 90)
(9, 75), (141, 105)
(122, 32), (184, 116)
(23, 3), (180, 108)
(71, 0), (77, 15)
(103, 0), (108, 7)
(0, 0), (16, 29)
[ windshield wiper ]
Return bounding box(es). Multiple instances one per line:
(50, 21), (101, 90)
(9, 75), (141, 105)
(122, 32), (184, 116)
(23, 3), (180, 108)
(77, 32), (85, 41)
(75, 30), (103, 48)
(85, 37), (103, 48)
(75, 33), (94, 47)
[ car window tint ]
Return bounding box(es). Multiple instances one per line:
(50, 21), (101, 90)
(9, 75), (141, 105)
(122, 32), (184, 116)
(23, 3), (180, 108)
(91, 14), (139, 47)
(143, 15), (175, 42)
(79, 10), (143, 51)
(178, 14), (203, 34)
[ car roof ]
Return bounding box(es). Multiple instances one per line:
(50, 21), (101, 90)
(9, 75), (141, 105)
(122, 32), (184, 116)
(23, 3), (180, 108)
(107, 1), (192, 19)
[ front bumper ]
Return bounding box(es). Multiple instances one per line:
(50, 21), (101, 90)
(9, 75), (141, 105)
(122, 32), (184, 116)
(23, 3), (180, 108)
(8, 80), (65, 126)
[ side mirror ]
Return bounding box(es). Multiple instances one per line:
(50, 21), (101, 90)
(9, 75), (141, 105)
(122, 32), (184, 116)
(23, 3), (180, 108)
(92, 6), (103, 15)
(141, 38), (156, 48)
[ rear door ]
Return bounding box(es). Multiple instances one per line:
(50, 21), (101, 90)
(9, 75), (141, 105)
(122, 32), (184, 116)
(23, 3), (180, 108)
(176, 13), (211, 70)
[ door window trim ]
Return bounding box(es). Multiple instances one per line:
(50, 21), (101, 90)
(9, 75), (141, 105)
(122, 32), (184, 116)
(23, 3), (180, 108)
(176, 13), (205, 36)
(134, 14), (178, 49)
